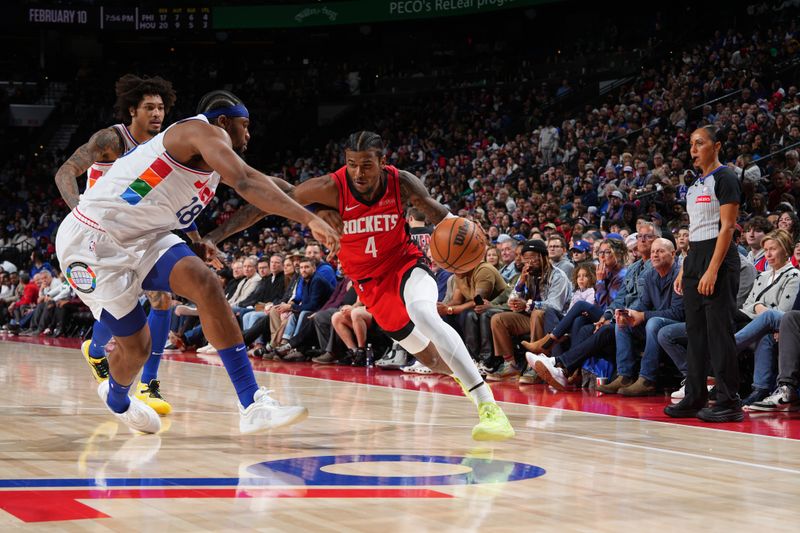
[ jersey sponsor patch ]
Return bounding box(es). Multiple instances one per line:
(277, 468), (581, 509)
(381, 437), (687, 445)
(66, 262), (97, 293)
(695, 195), (711, 203)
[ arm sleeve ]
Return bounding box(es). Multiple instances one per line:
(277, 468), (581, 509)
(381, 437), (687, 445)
(604, 268), (634, 320)
(634, 270), (652, 313)
(737, 259), (757, 308)
(473, 266), (496, 297)
(714, 168), (741, 206)
(740, 273), (762, 316)
(777, 272), (800, 313)
(540, 270), (571, 312)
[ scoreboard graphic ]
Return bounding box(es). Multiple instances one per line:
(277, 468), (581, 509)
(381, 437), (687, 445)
(23, 5), (211, 32)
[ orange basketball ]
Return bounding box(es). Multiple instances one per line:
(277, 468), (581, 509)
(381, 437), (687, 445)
(430, 217), (487, 274)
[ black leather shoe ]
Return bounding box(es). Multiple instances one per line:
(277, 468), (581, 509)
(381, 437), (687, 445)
(697, 403), (744, 423)
(664, 399), (704, 418)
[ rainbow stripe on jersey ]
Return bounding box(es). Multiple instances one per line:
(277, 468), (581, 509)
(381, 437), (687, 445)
(119, 157), (172, 205)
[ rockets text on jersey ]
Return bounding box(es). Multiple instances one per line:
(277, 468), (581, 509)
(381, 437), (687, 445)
(332, 164), (421, 282)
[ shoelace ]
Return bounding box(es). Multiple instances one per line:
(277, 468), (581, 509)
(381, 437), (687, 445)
(96, 359), (109, 379)
(480, 404), (500, 421)
(256, 388), (280, 406)
(145, 380), (163, 399)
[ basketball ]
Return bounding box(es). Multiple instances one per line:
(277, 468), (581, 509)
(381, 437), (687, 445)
(430, 217), (487, 274)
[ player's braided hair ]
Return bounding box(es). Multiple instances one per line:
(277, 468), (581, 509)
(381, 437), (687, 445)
(345, 131), (384, 153)
(114, 74), (176, 124)
(196, 90), (243, 120)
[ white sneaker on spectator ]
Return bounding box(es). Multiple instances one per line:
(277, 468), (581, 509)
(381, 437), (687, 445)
(97, 381), (161, 434)
(402, 360), (433, 374)
(196, 344), (217, 354)
(749, 385), (800, 412)
(671, 380), (715, 403)
(475, 360), (494, 376)
(518, 367), (539, 384)
(376, 348), (408, 369)
(671, 379), (687, 402)
(239, 387), (308, 434)
(524, 351), (547, 369)
(533, 356), (568, 391)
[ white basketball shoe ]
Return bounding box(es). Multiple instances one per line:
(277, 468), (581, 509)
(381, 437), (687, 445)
(239, 387), (309, 434)
(98, 381), (161, 434)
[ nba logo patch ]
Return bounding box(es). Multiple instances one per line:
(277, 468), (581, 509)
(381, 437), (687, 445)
(66, 262), (97, 293)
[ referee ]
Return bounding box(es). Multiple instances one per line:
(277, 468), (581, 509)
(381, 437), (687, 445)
(665, 125), (743, 422)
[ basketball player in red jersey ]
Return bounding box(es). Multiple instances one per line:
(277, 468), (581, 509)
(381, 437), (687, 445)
(54, 74), (182, 415)
(207, 131), (514, 441)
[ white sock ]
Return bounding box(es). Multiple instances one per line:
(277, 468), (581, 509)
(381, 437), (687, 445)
(403, 270), (495, 405)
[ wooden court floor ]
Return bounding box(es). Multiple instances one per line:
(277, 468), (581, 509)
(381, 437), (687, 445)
(0, 338), (798, 531)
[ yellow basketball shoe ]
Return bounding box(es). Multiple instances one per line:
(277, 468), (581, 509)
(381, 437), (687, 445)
(135, 379), (172, 416)
(81, 339), (109, 383)
(472, 402), (515, 441)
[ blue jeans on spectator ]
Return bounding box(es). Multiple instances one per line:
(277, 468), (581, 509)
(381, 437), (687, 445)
(657, 322), (688, 377)
(243, 310), (267, 344)
(556, 323), (616, 372)
(184, 324), (204, 347)
(616, 317), (679, 381)
(282, 310), (310, 342)
(735, 309), (783, 391)
(551, 301), (603, 340)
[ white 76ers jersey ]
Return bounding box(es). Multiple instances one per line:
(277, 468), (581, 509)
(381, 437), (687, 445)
(77, 114), (220, 244)
(86, 124), (140, 190)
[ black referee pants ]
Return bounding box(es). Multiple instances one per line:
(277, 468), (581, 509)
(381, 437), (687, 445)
(683, 239), (740, 407)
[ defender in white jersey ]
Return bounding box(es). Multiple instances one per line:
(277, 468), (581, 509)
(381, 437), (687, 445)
(56, 90), (340, 434)
(54, 74), (179, 416)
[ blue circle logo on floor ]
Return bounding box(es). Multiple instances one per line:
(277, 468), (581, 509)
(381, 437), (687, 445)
(241, 454), (545, 486)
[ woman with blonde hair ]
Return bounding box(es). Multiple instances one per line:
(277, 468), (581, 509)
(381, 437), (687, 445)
(733, 228), (800, 408)
(484, 247), (501, 269)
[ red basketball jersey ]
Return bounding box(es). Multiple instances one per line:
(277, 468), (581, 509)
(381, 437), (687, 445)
(332, 165), (422, 281)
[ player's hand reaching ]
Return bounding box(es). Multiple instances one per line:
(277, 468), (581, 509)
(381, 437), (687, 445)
(191, 239), (226, 270)
(308, 216), (341, 258)
(317, 207), (344, 234)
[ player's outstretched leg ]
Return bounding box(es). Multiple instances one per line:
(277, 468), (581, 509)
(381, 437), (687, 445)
(167, 251), (307, 433)
(134, 292), (173, 416)
(401, 269), (514, 441)
(82, 320), (112, 383)
(98, 315), (161, 434)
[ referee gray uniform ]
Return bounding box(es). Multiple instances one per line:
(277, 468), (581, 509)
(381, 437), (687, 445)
(683, 166), (741, 408)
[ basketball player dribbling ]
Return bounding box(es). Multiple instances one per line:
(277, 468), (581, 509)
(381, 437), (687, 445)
(56, 90), (340, 434)
(207, 131), (515, 441)
(54, 74), (185, 415)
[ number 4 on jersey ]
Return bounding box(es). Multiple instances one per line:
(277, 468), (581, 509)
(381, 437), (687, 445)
(364, 236), (377, 258)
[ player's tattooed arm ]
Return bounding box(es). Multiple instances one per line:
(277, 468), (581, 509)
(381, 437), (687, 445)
(398, 169), (449, 225)
(54, 127), (124, 210)
(291, 174), (343, 234)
